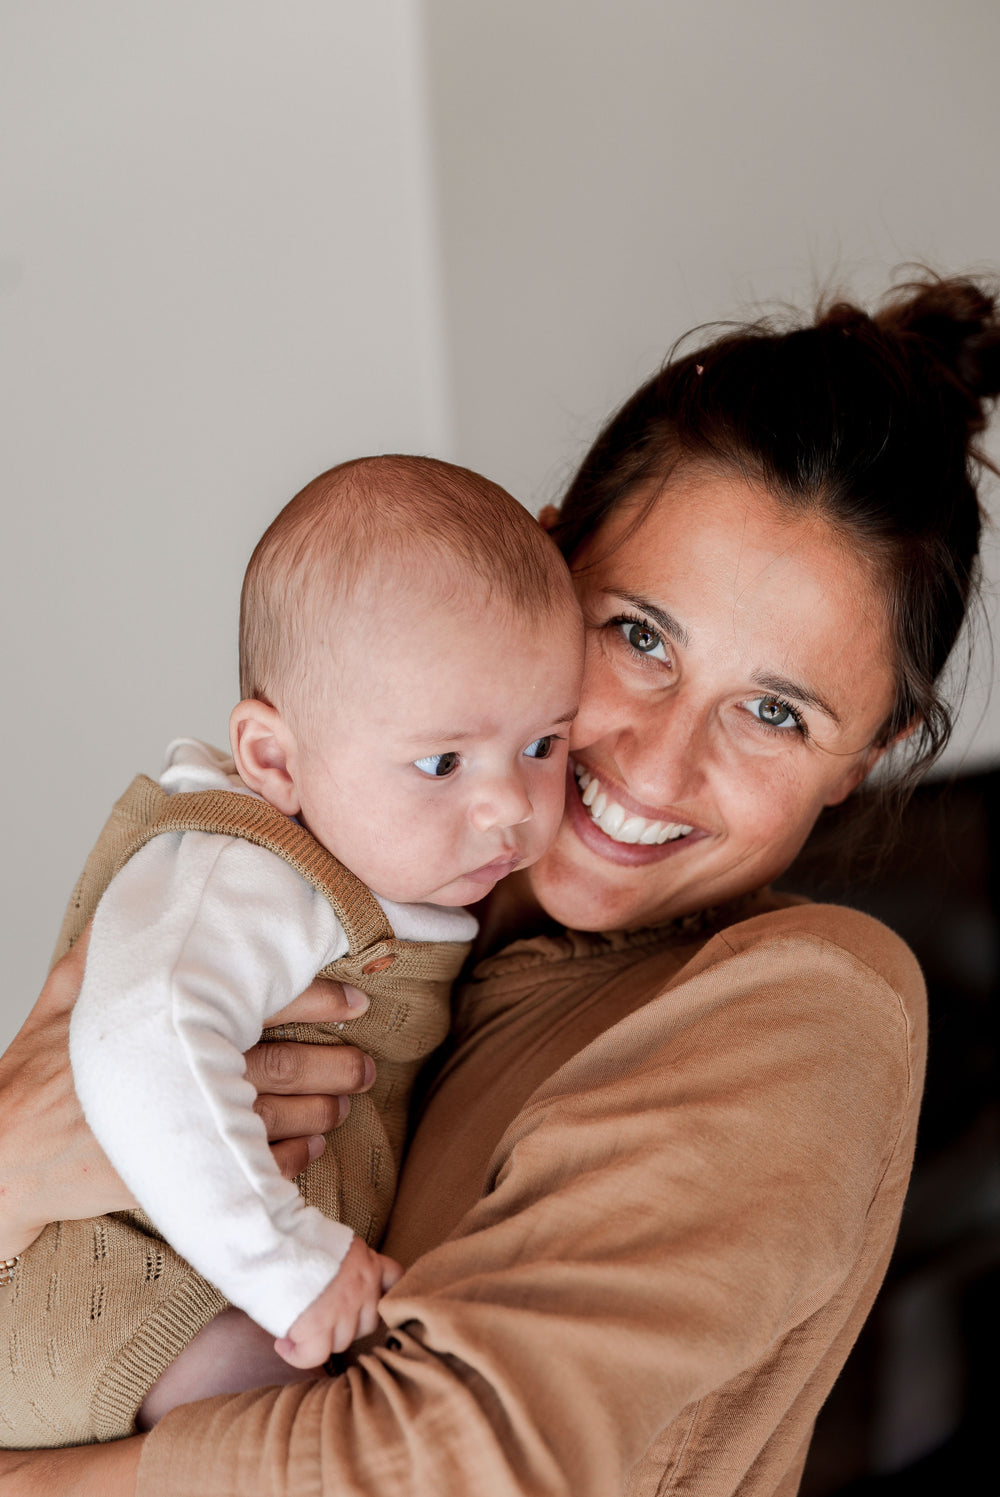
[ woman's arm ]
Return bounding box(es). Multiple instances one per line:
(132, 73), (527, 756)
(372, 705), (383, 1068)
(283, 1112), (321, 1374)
(0, 930), (375, 1258)
(130, 910), (925, 1497)
(0, 1435), (145, 1495)
(3, 910), (924, 1496)
(0, 934), (375, 1490)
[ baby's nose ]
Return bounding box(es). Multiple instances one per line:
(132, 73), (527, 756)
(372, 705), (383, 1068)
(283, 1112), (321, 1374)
(469, 775), (532, 833)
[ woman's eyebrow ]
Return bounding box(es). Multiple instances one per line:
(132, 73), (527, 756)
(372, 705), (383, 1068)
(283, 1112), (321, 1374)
(610, 591), (690, 648)
(752, 672), (842, 727)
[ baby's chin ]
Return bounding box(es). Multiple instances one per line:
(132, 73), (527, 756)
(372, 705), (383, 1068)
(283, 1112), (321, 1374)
(370, 879), (487, 908)
(417, 881), (497, 908)
(377, 857), (539, 909)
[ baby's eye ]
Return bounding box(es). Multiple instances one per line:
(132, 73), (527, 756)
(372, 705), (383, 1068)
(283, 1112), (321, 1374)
(414, 752), (461, 778)
(745, 697), (803, 733)
(618, 619), (668, 662)
(524, 736), (555, 760)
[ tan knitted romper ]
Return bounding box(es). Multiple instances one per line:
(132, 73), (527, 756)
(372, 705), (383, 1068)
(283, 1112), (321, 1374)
(0, 776), (470, 1449)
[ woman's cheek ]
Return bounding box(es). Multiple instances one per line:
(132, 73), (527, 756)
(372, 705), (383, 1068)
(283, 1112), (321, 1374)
(568, 636), (628, 751)
(731, 759), (822, 875)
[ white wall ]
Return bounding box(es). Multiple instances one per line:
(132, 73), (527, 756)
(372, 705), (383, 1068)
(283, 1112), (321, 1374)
(422, 0), (1000, 770)
(1, 1), (450, 1047)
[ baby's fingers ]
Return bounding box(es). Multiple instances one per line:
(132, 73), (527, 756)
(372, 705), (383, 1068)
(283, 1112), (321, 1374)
(274, 1333), (326, 1370)
(379, 1254), (404, 1293)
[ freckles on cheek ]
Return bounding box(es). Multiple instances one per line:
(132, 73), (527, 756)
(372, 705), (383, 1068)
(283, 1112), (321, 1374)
(736, 765), (812, 864)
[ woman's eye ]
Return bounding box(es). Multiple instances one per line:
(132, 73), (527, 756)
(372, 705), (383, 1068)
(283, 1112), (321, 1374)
(524, 735), (555, 760)
(619, 619), (668, 662)
(413, 752), (461, 778)
(746, 697), (802, 733)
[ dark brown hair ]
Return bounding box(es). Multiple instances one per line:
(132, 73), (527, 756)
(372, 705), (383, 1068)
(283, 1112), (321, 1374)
(550, 274), (1000, 804)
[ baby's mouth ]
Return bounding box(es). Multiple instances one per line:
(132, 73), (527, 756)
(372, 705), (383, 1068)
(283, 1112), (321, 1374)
(573, 762), (694, 846)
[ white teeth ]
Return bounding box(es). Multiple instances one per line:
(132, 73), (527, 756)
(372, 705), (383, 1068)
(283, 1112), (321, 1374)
(617, 816), (647, 844)
(597, 802), (626, 837)
(573, 763), (694, 848)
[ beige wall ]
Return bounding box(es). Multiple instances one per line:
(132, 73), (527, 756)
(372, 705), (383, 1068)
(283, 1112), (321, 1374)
(1, 1), (448, 1046)
(4, 1), (998, 1046)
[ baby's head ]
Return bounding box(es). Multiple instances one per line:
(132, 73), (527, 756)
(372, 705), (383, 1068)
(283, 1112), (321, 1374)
(230, 455), (583, 906)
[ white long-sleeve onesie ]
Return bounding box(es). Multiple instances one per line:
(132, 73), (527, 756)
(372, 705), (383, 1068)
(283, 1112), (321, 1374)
(68, 739), (477, 1339)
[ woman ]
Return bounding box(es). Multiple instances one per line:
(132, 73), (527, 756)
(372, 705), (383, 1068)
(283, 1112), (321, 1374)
(1, 274), (997, 1495)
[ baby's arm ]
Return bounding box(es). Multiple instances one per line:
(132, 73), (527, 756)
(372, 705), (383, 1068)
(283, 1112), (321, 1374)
(69, 829), (365, 1342)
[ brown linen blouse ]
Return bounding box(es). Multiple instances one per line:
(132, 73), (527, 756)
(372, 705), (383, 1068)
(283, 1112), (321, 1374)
(136, 894), (926, 1497)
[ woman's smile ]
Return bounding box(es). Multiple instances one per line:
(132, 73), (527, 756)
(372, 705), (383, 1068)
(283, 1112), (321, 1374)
(566, 759), (702, 862)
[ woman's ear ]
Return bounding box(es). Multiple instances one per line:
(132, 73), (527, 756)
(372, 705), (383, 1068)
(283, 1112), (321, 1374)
(823, 745), (886, 807)
(823, 719), (917, 807)
(537, 504), (560, 533)
(229, 700), (301, 815)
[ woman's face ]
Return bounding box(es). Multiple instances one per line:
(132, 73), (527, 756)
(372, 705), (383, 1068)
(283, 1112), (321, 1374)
(528, 471), (899, 932)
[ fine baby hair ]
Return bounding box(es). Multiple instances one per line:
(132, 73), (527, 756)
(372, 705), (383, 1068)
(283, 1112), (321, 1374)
(550, 273), (1000, 804)
(240, 453), (577, 719)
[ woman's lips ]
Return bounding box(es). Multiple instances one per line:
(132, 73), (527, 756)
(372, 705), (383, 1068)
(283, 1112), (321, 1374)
(564, 761), (708, 867)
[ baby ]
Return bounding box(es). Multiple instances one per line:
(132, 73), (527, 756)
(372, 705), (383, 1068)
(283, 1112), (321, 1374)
(0, 455), (583, 1446)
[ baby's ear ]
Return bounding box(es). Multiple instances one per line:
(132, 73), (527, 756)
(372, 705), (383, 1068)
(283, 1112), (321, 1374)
(229, 700), (301, 815)
(537, 504), (560, 532)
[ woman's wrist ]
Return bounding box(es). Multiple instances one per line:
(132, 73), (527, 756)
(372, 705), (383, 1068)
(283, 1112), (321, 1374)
(0, 1433), (144, 1496)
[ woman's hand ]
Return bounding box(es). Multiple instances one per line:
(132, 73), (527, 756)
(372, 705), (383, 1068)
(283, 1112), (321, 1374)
(249, 977), (376, 1179)
(0, 933), (375, 1256)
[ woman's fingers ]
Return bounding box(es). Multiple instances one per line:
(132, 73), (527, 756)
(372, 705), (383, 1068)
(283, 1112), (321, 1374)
(266, 976), (369, 1027)
(245, 1040), (375, 1104)
(246, 979), (376, 1158)
(248, 1039), (376, 1177)
(253, 1087), (347, 1141)
(270, 1131), (330, 1182)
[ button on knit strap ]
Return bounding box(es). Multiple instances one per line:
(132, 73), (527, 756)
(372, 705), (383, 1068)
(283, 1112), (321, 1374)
(362, 955), (396, 975)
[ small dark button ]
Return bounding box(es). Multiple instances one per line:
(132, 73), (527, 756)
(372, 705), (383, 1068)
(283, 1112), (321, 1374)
(362, 954), (396, 975)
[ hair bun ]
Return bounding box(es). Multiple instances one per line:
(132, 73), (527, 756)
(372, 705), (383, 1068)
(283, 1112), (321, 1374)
(876, 274), (1000, 411)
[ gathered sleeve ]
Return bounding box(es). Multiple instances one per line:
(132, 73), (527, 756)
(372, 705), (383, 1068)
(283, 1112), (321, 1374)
(136, 908), (926, 1496)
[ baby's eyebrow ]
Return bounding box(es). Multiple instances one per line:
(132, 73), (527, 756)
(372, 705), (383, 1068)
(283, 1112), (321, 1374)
(403, 705), (579, 745)
(405, 728), (478, 744)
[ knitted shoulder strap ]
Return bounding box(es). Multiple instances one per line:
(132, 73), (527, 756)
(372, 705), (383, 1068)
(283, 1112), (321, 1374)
(50, 774), (394, 969)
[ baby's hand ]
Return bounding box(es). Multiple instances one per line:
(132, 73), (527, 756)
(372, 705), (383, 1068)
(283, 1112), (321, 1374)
(274, 1237), (403, 1369)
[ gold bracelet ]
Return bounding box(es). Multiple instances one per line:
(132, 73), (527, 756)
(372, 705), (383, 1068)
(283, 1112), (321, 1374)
(0, 1256), (20, 1286)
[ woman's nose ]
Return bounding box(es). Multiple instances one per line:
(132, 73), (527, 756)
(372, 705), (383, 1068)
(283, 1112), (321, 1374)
(576, 677), (709, 807)
(468, 772), (533, 834)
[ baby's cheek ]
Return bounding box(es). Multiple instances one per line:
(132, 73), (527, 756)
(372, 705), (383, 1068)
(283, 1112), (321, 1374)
(538, 791), (569, 852)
